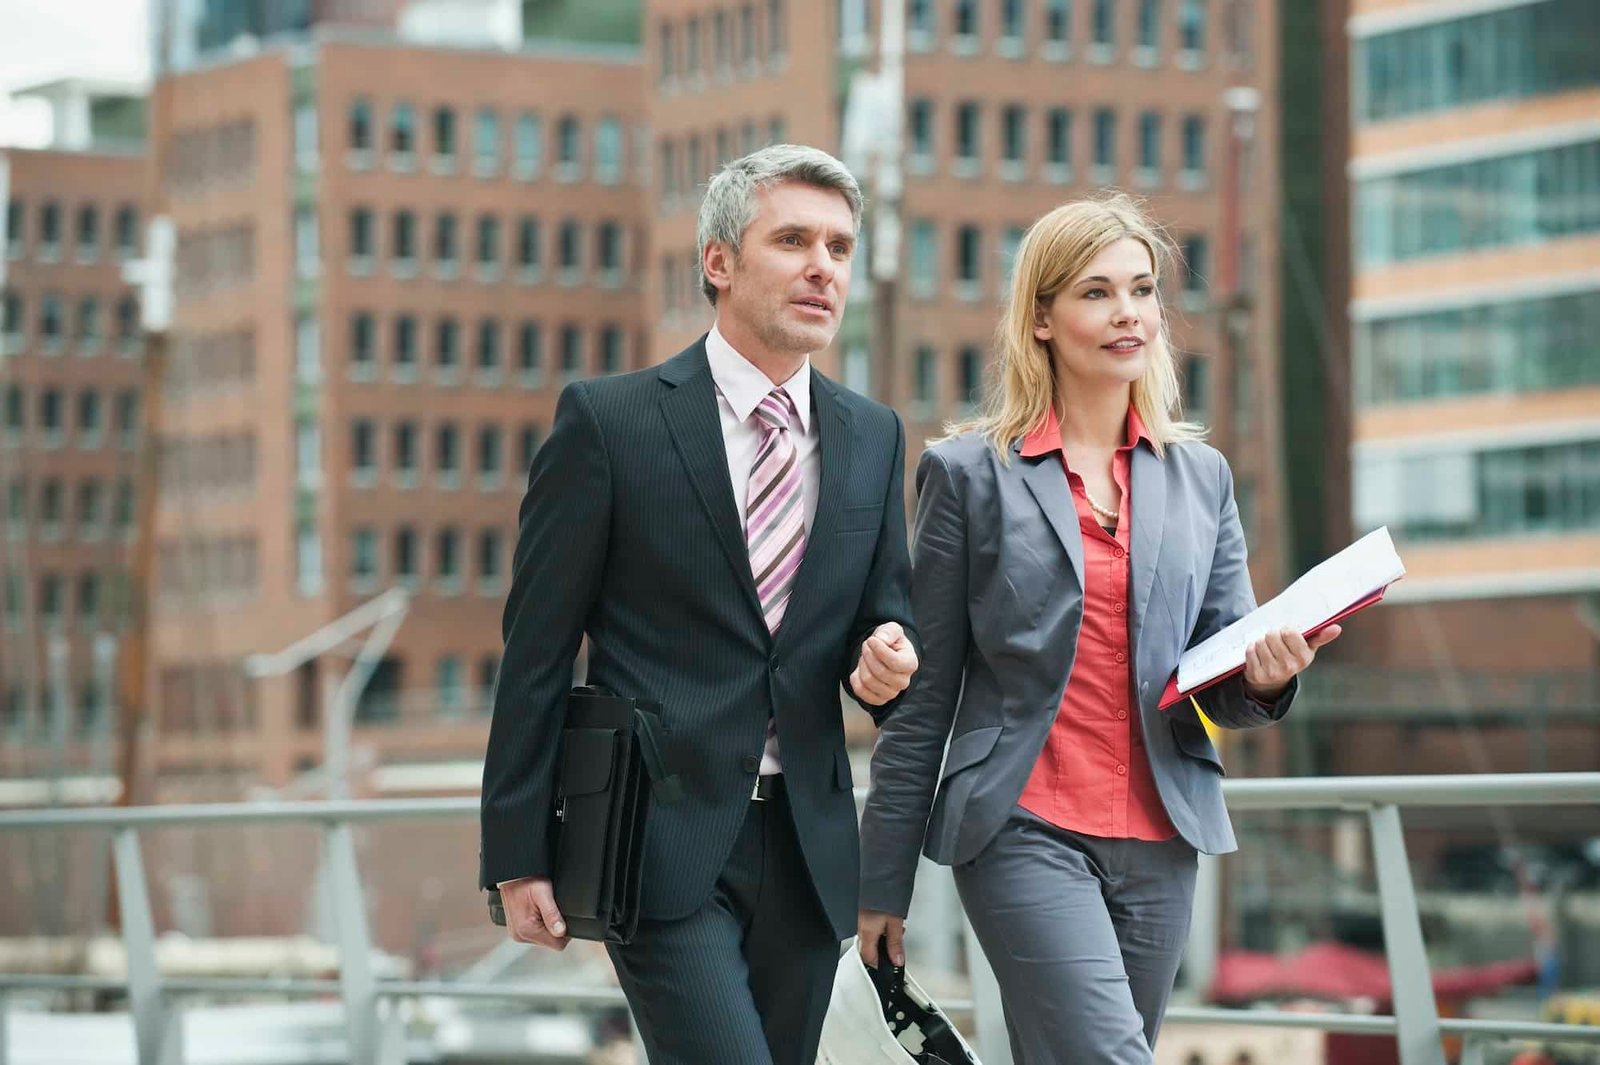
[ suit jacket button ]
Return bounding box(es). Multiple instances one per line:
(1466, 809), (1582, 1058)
(742, 755), (761, 773)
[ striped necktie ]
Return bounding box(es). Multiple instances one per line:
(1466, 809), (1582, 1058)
(746, 388), (806, 634)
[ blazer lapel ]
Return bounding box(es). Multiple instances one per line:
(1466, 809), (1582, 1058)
(1128, 445), (1167, 662)
(658, 343), (765, 623)
(1018, 445), (1085, 590)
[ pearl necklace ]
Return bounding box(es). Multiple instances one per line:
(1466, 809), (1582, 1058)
(1082, 485), (1120, 523)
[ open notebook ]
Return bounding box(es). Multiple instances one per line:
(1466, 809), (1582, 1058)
(1158, 526), (1406, 710)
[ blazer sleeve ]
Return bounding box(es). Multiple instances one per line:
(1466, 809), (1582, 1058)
(480, 381), (611, 888)
(1181, 450), (1297, 731)
(841, 410), (919, 725)
(858, 445), (969, 917)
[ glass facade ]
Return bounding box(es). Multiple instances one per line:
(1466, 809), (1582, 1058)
(1358, 138), (1600, 265)
(1358, 0), (1600, 124)
(1358, 438), (1600, 542)
(1359, 288), (1600, 405)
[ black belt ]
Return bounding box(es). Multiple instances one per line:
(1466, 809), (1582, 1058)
(751, 773), (785, 802)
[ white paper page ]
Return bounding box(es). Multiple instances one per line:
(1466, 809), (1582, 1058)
(1176, 527), (1406, 693)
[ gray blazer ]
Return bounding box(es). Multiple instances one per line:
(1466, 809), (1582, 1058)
(859, 430), (1296, 917)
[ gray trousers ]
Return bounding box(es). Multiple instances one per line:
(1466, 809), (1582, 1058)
(953, 808), (1198, 1064)
(606, 786), (841, 1065)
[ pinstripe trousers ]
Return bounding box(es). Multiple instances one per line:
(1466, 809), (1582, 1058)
(607, 786), (842, 1065)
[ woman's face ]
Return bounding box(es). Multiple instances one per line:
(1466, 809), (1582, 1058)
(1034, 236), (1160, 393)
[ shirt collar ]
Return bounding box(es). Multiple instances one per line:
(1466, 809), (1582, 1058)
(1018, 404), (1154, 458)
(705, 323), (812, 433)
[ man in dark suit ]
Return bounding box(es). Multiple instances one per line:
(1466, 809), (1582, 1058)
(480, 144), (919, 1065)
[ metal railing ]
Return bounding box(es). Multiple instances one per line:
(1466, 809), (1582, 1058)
(1, 773), (1598, 1065)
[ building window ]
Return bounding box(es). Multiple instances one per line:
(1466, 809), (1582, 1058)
(477, 425), (503, 486)
(477, 530), (503, 590)
(1137, 0), (1161, 56)
(75, 205), (99, 261)
(514, 111), (544, 177)
(517, 215), (542, 276)
(77, 389), (102, 448)
(1138, 111), (1162, 181)
(958, 346), (983, 410)
(351, 527), (378, 584)
(474, 106), (500, 174)
(908, 219), (937, 298)
(559, 323), (583, 381)
(518, 423), (542, 471)
(1093, 107), (1117, 176)
(517, 321), (544, 386)
(599, 325), (624, 375)
(1046, 107), (1073, 171)
(389, 101), (416, 163)
(393, 314), (418, 377)
(436, 423), (460, 486)
(768, 0), (787, 60)
(1092, 0), (1115, 49)
(1179, 0), (1206, 55)
(394, 526), (418, 581)
(596, 117), (623, 183)
(394, 422), (419, 482)
(349, 207), (374, 268)
(40, 293), (64, 350)
(739, 3), (757, 65)
(39, 201), (61, 257)
(296, 520), (322, 596)
(39, 389), (63, 447)
(351, 419), (376, 481)
(5, 198), (22, 258)
(913, 345), (938, 414)
(1358, 139), (1600, 266)
(1181, 114), (1206, 177)
(2, 291), (22, 345)
(77, 480), (103, 538)
(953, 0), (978, 40)
(477, 318), (501, 379)
(955, 101), (980, 169)
(956, 225), (982, 295)
(597, 221), (622, 282)
(1001, 225), (1025, 287)
(116, 296), (139, 353)
(433, 105), (456, 167)
(1002, 104), (1027, 170)
(391, 210), (416, 271)
(1359, 0), (1600, 125)
(436, 654), (464, 713)
(348, 96), (373, 154)
(559, 219), (582, 281)
(435, 317), (460, 377)
(114, 205), (138, 257)
(908, 98), (934, 166)
(77, 297), (101, 351)
(1000, 0), (1025, 45)
(1046, 0), (1071, 43)
(434, 211), (458, 272)
(659, 19), (677, 84)
(1182, 235), (1209, 294)
(476, 214), (500, 275)
(557, 115), (581, 176)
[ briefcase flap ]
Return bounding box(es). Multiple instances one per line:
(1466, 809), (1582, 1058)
(559, 728), (619, 797)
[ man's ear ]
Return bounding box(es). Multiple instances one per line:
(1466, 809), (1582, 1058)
(703, 241), (734, 299)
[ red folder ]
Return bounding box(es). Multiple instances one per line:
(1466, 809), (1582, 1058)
(1158, 584), (1393, 710)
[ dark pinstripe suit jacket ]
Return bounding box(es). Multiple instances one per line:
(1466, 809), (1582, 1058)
(480, 338), (915, 939)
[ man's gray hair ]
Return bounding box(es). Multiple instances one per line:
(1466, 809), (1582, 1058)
(696, 144), (864, 305)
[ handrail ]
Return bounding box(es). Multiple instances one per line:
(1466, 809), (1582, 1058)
(1, 772), (1597, 1065)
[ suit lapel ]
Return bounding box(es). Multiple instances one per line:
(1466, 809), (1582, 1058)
(658, 343), (765, 624)
(1128, 445), (1167, 663)
(774, 372), (852, 648)
(1019, 446), (1085, 591)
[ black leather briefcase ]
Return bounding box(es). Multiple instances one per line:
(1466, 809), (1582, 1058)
(488, 686), (680, 945)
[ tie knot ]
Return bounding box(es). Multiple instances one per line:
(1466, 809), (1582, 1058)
(754, 389), (796, 434)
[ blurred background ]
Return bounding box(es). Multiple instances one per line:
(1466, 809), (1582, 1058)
(0, 0), (1596, 1062)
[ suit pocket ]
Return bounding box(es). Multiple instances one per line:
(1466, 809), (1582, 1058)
(940, 725), (1002, 781)
(837, 502), (881, 534)
(1170, 718), (1225, 775)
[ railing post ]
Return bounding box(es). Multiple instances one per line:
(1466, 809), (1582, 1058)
(1185, 853), (1222, 993)
(112, 828), (182, 1065)
(962, 911), (1013, 1065)
(323, 821), (380, 1065)
(1367, 804), (1446, 1065)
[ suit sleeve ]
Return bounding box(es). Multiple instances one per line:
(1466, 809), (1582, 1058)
(480, 381), (611, 888)
(1181, 450), (1297, 731)
(858, 446), (969, 917)
(841, 410), (918, 725)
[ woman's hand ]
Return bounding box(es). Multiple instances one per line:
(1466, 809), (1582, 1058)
(1243, 625), (1341, 702)
(857, 909), (906, 968)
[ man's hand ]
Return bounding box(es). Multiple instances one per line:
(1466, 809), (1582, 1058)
(497, 876), (570, 951)
(857, 909), (906, 968)
(1243, 625), (1341, 702)
(849, 622), (918, 706)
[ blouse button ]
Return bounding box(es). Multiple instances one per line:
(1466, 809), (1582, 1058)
(1114, 601), (1125, 614)
(1114, 652), (1127, 664)
(1113, 546), (1126, 559)
(1117, 710), (1128, 720)
(1115, 764), (1127, 776)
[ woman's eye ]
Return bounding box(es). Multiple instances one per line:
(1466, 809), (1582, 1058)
(1083, 288), (1107, 298)
(1136, 285), (1155, 296)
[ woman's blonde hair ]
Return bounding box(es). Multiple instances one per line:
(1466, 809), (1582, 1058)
(943, 192), (1206, 458)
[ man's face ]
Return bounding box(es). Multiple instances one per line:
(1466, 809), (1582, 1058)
(707, 181), (856, 358)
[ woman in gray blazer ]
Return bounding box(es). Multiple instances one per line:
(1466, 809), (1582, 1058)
(856, 194), (1340, 1063)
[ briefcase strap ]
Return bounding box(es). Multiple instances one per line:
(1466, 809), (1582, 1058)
(632, 705), (684, 804)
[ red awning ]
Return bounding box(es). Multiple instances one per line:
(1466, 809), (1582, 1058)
(1209, 942), (1538, 1006)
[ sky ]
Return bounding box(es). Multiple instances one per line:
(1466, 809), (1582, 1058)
(0, 0), (150, 147)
